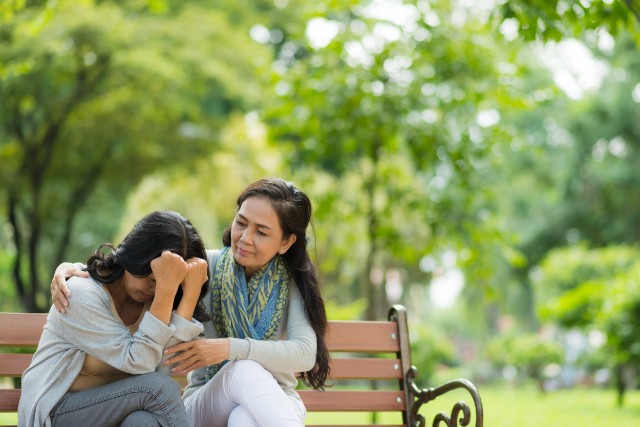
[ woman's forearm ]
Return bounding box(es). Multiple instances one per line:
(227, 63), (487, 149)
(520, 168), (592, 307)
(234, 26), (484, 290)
(175, 289), (200, 321)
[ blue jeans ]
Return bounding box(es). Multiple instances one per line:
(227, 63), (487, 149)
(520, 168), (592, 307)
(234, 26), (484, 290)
(50, 372), (190, 427)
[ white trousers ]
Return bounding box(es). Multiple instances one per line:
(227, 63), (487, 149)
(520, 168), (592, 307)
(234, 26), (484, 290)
(184, 360), (306, 427)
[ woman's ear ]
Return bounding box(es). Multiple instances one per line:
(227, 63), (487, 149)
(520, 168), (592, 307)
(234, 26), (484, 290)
(278, 234), (297, 254)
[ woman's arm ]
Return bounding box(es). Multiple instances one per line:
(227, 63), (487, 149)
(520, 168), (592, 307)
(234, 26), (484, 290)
(165, 284), (316, 375)
(155, 257), (208, 374)
(175, 257), (208, 321)
(228, 284), (317, 373)
(56, 278), (176, 374)
(51, 255), (206, 374)
(156, 312), (205, 374)
(147, 251), (188, 325)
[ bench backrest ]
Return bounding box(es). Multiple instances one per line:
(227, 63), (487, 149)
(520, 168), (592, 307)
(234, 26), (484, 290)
(0, 306), (482, 427)
(0, 313), (44, 417)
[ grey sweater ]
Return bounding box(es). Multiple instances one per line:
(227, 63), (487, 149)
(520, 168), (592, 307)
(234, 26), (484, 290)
(18, 276), (203, 427)
(182, 249), (317, 403)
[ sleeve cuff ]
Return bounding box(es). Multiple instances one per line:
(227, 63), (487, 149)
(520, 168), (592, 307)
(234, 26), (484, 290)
(139, 311), (176, 343)
(228, 337), (250, 360)
(170, 312), (204, 341)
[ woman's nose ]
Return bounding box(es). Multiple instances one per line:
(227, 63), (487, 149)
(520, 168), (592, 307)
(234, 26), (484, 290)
(240, 229), (251, 244)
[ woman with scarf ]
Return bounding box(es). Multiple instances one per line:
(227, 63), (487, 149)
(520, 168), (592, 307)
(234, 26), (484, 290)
(51, 178), (331, 427)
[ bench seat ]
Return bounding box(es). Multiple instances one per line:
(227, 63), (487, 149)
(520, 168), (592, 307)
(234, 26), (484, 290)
(0, 305), (483, 426)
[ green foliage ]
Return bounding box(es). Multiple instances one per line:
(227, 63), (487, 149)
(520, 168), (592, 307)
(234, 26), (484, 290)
(325, 299), (366, 320)
(534, 244), (637, 307)
(601, 263), (640, 363)
(115, 112), (286, 248)
(0, 249), (20, 312)
(486, 332), (562, 381)
(480, 26), (640, 329)
(0, 0), (273, 310)
(266, 0), (543, 319)
(540, 281), (605, 328)
(535, 244), (640, 371)
(493, 0), (640, 43)
(409, 323), (455, 383)
(534, 245), (639, 325)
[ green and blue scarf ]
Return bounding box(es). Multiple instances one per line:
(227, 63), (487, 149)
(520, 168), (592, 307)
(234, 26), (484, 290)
(205, 246), (290, 380)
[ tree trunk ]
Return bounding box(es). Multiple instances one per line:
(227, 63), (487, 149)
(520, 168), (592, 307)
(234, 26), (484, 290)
(8, 194), (31, 311)
(364, 137), (385, 321)
(615, 363), (626, 407)
(5, 59), (104, 312)
(52, 152), (109, 271)
(27, 202), (43, 311)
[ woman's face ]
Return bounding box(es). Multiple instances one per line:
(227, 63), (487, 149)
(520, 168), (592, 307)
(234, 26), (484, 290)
(123, 270), (156, 303)
(231, 196), (296, 278)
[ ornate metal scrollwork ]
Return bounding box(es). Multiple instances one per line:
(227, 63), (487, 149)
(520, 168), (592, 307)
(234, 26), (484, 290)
(407, 366), (484, 427)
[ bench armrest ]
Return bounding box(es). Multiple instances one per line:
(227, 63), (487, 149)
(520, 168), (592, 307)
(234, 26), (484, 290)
(406, 366), (484, 427)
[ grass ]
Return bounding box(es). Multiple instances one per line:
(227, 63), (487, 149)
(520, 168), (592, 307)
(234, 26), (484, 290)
(0, 412), (16, 425)
(3, 384), (639, 426)
(477, 384), (640, 427)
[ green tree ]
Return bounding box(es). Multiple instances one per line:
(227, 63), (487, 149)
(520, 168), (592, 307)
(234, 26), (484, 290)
(487, 332), (563, 392)
(113, 112), (287, 247)
(488, 31), (640, 329)
(535, 245), (640, 405)
(0, 0), (269, 311)
(267, 0), (536, 320)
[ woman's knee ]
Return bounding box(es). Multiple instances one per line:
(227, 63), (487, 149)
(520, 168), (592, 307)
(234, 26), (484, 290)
(120, 410), (161, 427)
(228, 405), (257, 427)
(138, 372), (182, 397)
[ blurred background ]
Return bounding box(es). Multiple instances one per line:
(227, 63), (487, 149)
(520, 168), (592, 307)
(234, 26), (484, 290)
(1, 0), (640, 425)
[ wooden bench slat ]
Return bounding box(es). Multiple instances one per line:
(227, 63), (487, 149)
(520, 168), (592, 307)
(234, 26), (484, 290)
(0, 313), (47, 347)
(329, 358), (403, 379)
(0, 316), (403, 351)
(1, 388), (408, 414)
(0, 390), (20, 412)
(325, 321), (400, 352)
(299, 390), (405, 412)
(0, 354), (33, 376)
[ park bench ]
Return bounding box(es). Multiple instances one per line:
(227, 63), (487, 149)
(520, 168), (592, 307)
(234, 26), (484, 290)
(0, 305), (483, 427)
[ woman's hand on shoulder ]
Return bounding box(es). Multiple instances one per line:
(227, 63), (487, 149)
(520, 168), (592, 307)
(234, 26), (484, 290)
(52, 262), (90, 313)
(163, 338), (230, 375)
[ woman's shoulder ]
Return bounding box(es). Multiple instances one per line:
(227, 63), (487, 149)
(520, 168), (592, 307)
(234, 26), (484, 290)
(205, 248), (223, 266)
(206, 248), (221, 258)
(287, 279), (302, 299)
(67, 276), (108, 301)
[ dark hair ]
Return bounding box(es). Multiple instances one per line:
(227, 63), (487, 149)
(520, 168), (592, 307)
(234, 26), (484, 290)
(222, 178), (330, 389)
(86, 210), (210, 322)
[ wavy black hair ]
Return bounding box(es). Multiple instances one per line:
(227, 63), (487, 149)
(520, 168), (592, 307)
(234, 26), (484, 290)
(86, 210), (210, 322)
